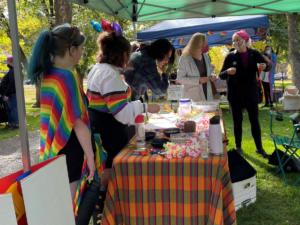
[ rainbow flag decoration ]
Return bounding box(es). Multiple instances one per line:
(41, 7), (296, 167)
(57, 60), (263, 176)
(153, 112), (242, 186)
(0, 157), (58, 225)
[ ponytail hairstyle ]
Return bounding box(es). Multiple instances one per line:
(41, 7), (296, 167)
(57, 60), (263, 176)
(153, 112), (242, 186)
(28, 23), (85, 83)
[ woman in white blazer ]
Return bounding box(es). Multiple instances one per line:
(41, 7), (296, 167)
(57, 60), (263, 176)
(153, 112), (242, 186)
(177, 33), (216, 101)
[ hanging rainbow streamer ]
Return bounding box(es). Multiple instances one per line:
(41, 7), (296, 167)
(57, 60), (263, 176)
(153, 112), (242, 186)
(73, 161), (88, 216)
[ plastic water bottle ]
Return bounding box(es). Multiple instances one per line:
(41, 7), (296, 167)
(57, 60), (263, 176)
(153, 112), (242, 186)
(135, 114), (146, 149)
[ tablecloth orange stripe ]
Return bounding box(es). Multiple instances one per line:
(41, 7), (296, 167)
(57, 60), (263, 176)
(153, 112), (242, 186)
(102, 149), (237, 225)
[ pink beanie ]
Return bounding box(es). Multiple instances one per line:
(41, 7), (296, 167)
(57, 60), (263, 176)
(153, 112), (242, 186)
(234, 30), (250, 41)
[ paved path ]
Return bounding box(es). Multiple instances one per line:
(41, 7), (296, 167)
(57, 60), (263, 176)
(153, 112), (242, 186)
(0, 130), (40, 178)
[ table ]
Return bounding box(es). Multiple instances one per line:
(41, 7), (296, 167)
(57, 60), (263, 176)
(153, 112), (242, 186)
(102, 149), (237, 225)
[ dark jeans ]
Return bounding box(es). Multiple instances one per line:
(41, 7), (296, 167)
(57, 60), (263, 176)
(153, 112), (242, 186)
(76, 174), (101, 225)
(6, 94), (18, 125)
(230, 101), (263, 150)
(262, 81), (272, 105)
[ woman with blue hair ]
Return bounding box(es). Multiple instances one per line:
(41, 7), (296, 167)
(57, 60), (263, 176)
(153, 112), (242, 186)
(28, 24), (95, 198)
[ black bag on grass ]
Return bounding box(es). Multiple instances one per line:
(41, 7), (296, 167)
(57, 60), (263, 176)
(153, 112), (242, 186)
(228, 150), (257, 183)
(268, 149), (300, 172)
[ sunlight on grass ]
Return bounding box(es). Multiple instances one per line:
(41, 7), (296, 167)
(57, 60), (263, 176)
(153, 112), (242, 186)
(222, 106), (300, 225)
(0, 85), (39, 140)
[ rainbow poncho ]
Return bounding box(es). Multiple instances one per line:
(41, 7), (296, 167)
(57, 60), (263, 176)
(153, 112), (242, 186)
(39, 67), (89, 161)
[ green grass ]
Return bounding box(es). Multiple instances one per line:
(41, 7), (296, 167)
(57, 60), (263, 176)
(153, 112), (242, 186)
(222, 105), (300, 225)
(274, 79), (293, 89)
(1, 87), (300, 225)
(0, 85), (39, 140)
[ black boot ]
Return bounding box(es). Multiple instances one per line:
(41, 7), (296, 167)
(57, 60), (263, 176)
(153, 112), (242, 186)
(256, 149), (269, 158)
(235, 147), (243, 155)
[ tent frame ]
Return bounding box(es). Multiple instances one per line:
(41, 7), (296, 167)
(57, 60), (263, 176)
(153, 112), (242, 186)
(7, 0), (31, 172)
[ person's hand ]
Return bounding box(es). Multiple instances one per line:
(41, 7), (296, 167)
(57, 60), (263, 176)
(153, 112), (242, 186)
(227, 67), (236, 75)
(86, 155), (95, 182)
(147, 104), (160, 113)
(209, 75), (217, 82)
(100, 169), (112, 187)
(3, 96), (8, 101)
(199, 77), (209, 84)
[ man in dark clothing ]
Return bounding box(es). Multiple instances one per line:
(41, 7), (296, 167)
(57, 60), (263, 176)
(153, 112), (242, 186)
(219, 30), (271, 158)
(124, 39), (173, 101)
(0, 56), (18, 128)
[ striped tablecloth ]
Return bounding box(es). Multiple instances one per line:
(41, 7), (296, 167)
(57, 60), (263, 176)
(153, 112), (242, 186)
(102, 149), (236, 225)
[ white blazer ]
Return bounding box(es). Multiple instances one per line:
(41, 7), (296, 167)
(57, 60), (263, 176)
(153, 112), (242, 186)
(177, 54), (214, 102)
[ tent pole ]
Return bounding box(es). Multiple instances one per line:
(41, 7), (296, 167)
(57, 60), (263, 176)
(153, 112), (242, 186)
(133, 21), (137, 40)
(7, 0), (31, 172)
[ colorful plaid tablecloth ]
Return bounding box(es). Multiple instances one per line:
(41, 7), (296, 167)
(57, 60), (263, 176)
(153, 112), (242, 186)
(102, 150), (237, 225)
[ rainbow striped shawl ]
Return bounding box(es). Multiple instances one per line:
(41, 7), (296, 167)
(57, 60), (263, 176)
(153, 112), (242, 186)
(39, 67), (89, 161)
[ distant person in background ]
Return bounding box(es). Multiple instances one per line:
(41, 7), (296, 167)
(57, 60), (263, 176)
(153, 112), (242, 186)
(124, 38), (173, 101)
(219, 30), (271, 158)
(177, 32), (217, 102)
(0, 56), (19, 129)
(130, 41), (140, 53)
(260, 45), (277, 107)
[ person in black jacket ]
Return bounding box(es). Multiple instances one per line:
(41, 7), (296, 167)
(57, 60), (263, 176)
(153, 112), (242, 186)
(219, 30), (271, 158)
(0, 56), (18, 128)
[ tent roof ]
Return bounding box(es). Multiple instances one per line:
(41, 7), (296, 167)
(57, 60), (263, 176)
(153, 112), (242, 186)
(71, 0), (300, 22)
(137, 15), (268, 40)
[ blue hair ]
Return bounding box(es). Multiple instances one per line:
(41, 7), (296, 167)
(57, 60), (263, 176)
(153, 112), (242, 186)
(27, 30), (52, 83)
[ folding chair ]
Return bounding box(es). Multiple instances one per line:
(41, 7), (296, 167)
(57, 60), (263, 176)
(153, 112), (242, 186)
(269, 110), (300, 185)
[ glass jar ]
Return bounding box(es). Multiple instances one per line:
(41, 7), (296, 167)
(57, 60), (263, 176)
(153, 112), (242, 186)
(178, 98), (192, 117)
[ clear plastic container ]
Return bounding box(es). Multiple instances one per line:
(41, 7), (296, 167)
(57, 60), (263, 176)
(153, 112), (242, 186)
(178, 98), (192, 117)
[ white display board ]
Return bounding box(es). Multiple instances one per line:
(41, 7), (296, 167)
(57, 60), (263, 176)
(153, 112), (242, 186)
(167, 85), (184, 100)
(0, 194), (18, 225)
(21, 156), (75, 225)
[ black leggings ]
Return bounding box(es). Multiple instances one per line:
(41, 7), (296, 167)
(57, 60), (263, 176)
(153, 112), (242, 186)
(230, 102), (263, 150)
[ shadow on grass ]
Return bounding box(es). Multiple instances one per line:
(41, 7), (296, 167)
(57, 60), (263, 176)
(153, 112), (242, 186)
(244, 151), (300, 185)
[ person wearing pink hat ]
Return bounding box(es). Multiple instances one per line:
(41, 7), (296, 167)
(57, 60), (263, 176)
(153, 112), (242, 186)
(219, 30), (272, 158)
(0, 56), (19, 129)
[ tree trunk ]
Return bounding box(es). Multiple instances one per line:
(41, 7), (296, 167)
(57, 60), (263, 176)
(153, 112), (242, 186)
(54, 0), (72, 25)
(286, 13), (300, 89)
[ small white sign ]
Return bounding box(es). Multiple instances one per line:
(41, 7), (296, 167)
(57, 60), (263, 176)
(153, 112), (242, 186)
(167, 85), (184, 100)
(21, 156), (75, 225)
(0, 194), (18, 225)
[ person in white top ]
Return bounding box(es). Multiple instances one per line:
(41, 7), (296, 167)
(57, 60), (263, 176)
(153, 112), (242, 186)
(177, 32), (217, 102)
(79, 32), (160, 225)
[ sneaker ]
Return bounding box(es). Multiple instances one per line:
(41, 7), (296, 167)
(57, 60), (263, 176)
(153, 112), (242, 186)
(236, 147), (243, 155)
(256, 149), (269, 158)
(261, 104), (270, 108)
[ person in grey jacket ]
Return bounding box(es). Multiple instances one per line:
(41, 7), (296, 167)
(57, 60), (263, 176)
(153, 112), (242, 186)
(177, 32), (217, 102)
